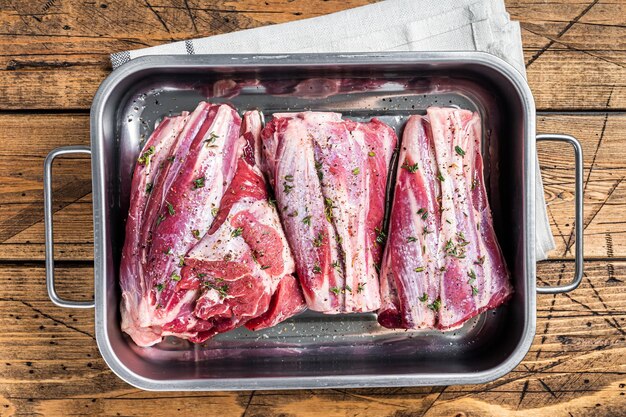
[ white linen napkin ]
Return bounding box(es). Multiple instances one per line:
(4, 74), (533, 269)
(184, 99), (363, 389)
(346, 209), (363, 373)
(111, 0), (555, 260)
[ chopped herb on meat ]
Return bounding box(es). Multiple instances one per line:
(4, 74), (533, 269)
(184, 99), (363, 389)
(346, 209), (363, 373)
(467, 269), (477, 283)
(324, 197), (335, 222)
(204, 131), (219, 146)
(192, 177), (205, 189)
(137, 146), (155, 165)
(313, 232), (325, 247)
(427, 297), (441, 311)
(401, 161), (419, 173)
(166, 201), (175, 216)
(375, 227), (387, 245)
(203, 282), (229, 298)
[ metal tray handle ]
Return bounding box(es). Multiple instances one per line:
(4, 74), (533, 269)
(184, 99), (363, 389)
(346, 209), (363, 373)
(44, 146), (95, 308)
(536, 134), (584, 294)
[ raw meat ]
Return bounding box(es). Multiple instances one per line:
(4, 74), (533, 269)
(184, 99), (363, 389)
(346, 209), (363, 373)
(119, 113), (189, 347)
(120, 102), (242, 346)
(245, 274), (306, 331)
(180, 110), (305, 341)
(379, 107), (512, 330)
(261, 112), (397, 313)
(378, 115), (439, 329)
(262, 78), (387, 99)
(120, 105), (304, 347)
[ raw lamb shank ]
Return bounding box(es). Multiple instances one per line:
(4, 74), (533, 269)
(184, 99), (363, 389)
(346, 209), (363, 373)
(120, 104), (304, 347)
(378, 107), (512, 330)
(260, 112), (397, 313)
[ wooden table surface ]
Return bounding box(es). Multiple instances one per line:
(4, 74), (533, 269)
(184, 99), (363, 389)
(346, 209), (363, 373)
(1, 0), (624, 416)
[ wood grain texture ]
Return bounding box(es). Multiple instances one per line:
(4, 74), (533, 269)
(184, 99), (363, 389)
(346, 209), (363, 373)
(0, 0), (624, 110)
(0, 0), (376, 110)
(537, 113), (626, 259)
(1, 0), (624, 416)
(0, 261), (623, 416)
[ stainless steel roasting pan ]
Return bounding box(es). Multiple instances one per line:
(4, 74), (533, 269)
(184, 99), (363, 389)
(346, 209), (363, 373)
(43, 52), (584, 390)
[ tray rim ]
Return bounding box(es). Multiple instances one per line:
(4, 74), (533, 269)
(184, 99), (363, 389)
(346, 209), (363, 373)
(90, 51), (537, 391)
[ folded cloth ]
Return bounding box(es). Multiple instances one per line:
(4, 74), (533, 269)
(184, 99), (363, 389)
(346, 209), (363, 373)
(111, 0), (554, 260)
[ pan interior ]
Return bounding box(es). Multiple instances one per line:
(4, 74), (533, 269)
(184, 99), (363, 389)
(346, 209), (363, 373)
(98, 57), (531, 385)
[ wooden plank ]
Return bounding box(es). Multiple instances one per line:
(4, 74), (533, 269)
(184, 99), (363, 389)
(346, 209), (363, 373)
(2, 112), (624, 261)
(0, 0), (375, 110)
(537, 113), (626, 258)
(506, 0), (626, 52)
(509, 0), (626, 50)
(3, 197), (94, 262)
(0, 113), (91, 262)
(511, 0), (626, 110)
(0, 0), (625, 110)
(0, 260), (623, 416)
(525, 50), (626, 111)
